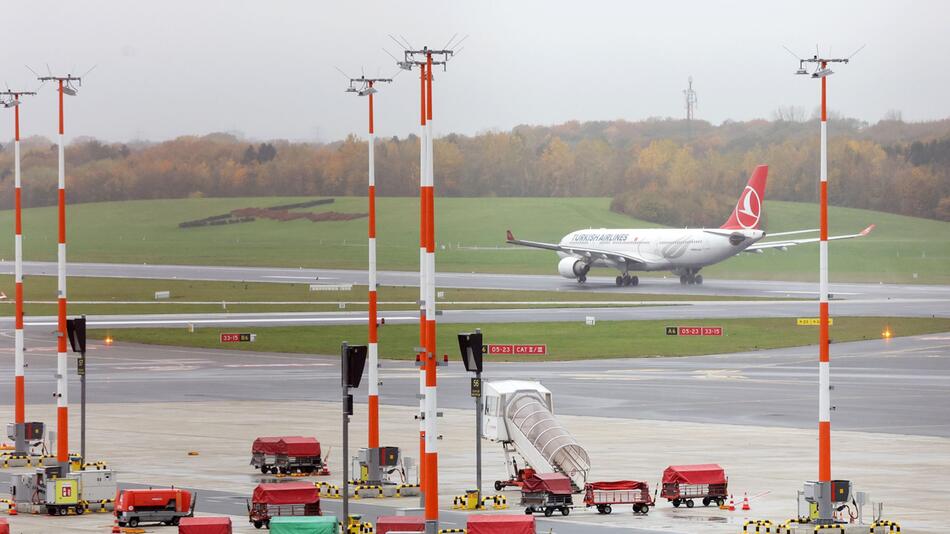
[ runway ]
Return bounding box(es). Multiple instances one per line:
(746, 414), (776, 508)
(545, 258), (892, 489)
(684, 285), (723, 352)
(2, 331), (947, 437)
(4, 260), (948, 301)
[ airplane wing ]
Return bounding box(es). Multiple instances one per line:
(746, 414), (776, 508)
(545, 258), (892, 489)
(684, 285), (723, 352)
(506, 230), (650, 267)
(744, 224), (875, 252)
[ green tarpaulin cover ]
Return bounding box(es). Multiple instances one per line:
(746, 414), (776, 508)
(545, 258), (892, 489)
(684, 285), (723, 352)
(268, 515), (338, 534)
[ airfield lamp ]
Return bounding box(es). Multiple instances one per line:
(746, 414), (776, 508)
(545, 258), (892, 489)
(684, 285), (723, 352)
(457, 330), (485, 505)
(340, 341), (367, 525)
(66, 316), (88, 468)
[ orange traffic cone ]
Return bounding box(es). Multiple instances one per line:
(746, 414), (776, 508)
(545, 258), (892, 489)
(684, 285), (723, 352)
(112, 518), (121, 533)
(741, 492), (751, 511)
(728, 494), (736, 511)
(7, 501), (17, 515)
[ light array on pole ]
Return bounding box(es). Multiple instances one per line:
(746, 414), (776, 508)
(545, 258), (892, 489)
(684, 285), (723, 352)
(343, 74), (393, 452)
(790, 46), (859, 485)
(36, 72), (83, 470)
(1, 89), (36, 455)
(395, 38), (460, 534)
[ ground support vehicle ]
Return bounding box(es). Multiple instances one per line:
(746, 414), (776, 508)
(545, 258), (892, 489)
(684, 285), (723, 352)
(179, 516), (233, 533)
(274, 437), (322, 475)
(251, 436), (289, 474)
(247, 482), (320, 529)
(494, 458), (535, 491)
(583, 480), (654, 515)
(660, 464), (728, 508)
(115, 488), (196, 527)
(268, 516), (338, 533)
(468, 514), (536, 534)
(520, 473), (573, 517)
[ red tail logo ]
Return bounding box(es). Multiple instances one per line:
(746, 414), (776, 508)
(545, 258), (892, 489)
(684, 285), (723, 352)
(722, 165), (768, 230)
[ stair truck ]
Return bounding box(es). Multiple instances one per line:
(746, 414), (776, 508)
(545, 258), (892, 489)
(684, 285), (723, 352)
(482, 380), (590, 493)
(660, 464), (728, 508)
(583, 480), (654, 515)
(247, 482), (320, 529)
(520, 472), (574, 517)
(115, 487), (196, 527)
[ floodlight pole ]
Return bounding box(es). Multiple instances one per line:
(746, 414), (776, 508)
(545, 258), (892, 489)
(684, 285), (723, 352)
(344, 75), (393, 483)
(1, 90), (37, 456)
(36, 73), (81, 475)
(399, 45), (454, 534)
(417, 60), (428, 503)
(794, 52), (851, 524)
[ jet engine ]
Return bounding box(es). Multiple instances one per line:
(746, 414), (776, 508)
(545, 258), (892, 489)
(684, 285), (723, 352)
(558, 257), (590, 279)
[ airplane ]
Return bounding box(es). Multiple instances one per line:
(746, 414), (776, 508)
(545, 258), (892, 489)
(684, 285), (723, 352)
(505, 165), (875, 286)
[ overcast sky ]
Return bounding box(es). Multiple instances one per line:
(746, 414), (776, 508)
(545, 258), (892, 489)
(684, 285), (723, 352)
(3, 0), (948, 143)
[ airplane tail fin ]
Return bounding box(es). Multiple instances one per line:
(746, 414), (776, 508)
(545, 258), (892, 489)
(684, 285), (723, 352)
(721, 164), (768, 230)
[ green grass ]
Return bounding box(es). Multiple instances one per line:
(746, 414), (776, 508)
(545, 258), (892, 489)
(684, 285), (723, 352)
(88, 317), (950, 361)
(1, 197), (947, 283)
(0, 275), (773, 316)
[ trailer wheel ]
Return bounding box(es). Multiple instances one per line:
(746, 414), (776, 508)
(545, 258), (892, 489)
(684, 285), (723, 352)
(524, 507), (533, 515)
(672, 499), (681, 508)
(495, 481), (504, 491)
(75, 505), (85, 515)
(544, 507), (554, 517)
(717, 498), (725, 507)
(641, 505), (650, 515)
(560, 506), (570, 516)
(260, 466), (269, 474)
(603, 504), (612, 514)
(686, 499), (695, 508)
(702, 497), (711, 506)
(57, 507), (67, 516)
(253, 520), (264, 529)
(128, 517), (139, 528)
(172, 517), (181, 526)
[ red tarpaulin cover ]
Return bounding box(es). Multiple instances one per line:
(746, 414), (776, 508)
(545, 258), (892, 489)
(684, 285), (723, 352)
(0, 518), (8, 534)
(375, 516), (424, 534)
(521, 473), (573, 495)
(179, 517), (233, 534)
(276, 437), (321, 457)
(467, 514), (535, 534)
(662, 464), (726, 485)
(253, 436), (296, 455)
(588, 480), (648, 491)
(252, 483), (320, 505)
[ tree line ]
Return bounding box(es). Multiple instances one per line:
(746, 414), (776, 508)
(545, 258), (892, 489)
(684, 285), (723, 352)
(1, 116), (948, 223)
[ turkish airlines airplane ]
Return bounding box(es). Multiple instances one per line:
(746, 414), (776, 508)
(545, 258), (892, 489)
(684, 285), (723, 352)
(506, 165), (874, 286)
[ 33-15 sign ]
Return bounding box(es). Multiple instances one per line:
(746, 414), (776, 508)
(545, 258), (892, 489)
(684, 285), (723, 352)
(666, 326), (723, 336)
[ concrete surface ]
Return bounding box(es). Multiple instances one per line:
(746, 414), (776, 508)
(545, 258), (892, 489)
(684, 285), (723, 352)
(0, 400), (943, 533)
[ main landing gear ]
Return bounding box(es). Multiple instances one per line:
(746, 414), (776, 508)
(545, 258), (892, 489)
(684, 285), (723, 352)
(679, 272), (703, 285)
(615, 274), (639, 286)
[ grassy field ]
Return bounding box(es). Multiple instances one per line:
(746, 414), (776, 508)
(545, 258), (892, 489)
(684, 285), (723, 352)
(1, 197), (947, 283)
(88, 317), (950, 361)
(0, 275), (774, 316)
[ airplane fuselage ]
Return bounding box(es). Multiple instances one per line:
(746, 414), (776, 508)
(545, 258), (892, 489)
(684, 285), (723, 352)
(557, 227), (765, 275)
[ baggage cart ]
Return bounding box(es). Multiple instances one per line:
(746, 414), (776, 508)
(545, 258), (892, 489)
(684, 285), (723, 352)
(583, 480), (654, 515)
(247, 482), (320, 529)
(660, 464), (728, 508)
(520, 473), (573, 517)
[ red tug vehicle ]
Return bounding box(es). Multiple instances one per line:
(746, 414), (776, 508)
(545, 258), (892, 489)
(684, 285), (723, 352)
(493, 458), (536, 492)
(584, 480), (654, 515)
(660, 464), (728, 508)
(247, 482), (321, 529)
(114, 488), (196, 528)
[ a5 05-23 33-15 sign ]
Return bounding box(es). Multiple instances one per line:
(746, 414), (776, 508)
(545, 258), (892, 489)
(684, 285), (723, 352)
(220, 333), (257, 343)
(665, 326), (723, 336)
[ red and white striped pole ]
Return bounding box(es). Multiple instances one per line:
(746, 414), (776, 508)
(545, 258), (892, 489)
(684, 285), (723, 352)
(12, 94), (27, 455)
(367, 81), (380, 452)
(423, 51), (439, 534)
(417, 62), (428, 499)
(818, 61), (831, 484)
(55, 79), (70, 471)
